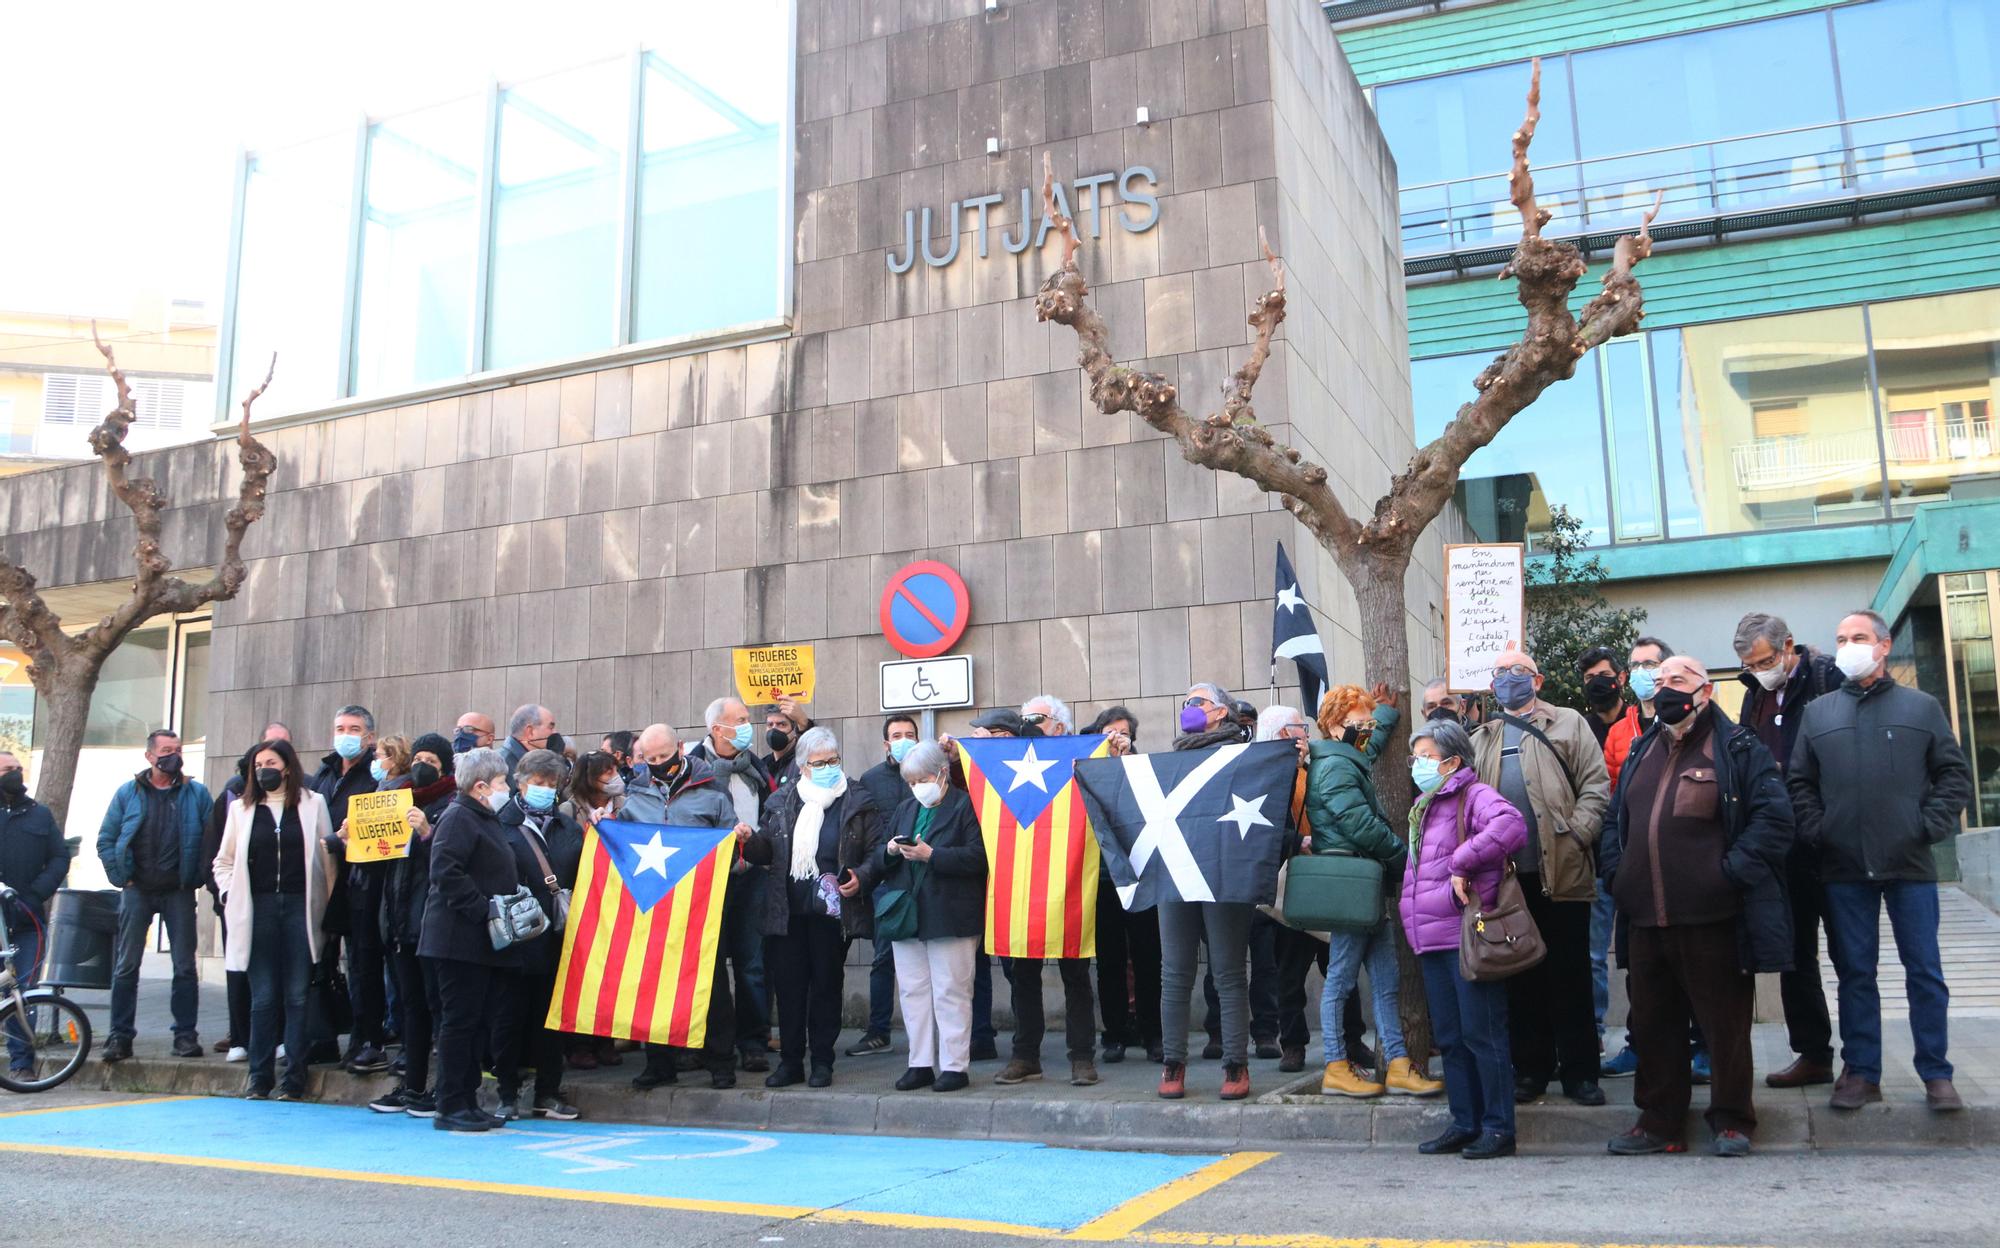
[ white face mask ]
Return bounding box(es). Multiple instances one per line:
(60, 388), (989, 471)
(482, 785), (512, 813)
(912, 780), (945, 809)
(1834, 641), (1880, 682)
(1752, 663), (1788, 691)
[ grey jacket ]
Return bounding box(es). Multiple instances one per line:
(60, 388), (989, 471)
(619, 752), (741, 830)
(1787, 676), (1971, 884)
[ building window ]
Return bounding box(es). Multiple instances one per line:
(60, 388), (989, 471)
(41, 374), (184, 430)
(33, 627), (170, 751)
(231, 133), (354, 415)
(1834, 0), (2000, 191)
(1867, 288), (2000, 515)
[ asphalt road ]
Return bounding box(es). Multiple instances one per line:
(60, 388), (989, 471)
(3, 1088), (1995, 1247)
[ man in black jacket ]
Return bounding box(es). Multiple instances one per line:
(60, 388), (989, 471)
(1788, 610), (1972, 1113)
(846, 714), (920, 1059)
(311, 704), (390, 1073)
(691, 697), (776, 1073)
(1599, 657), (1794, 1158)
(1732, 612), (1842, 1089)
(0, 752), (68, 1077)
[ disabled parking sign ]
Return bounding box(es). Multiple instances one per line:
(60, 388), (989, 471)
(879, 560), (971, 659)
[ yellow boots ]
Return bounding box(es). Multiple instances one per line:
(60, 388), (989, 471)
(1321, 1061), (1385, 1097)
(1385, 1057), (1444, 1097)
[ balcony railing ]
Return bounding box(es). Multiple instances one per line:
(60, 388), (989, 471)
(1731, 418), (2000, 491)
(1402, 98), (2000, 258)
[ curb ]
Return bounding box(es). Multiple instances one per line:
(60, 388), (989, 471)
(61, 1057), (1998, 1154)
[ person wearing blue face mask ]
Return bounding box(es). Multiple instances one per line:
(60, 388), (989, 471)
(1605, 638), (1673, 792)
(848, 715), (922, 1059)
(749, 727), (886, 1088)
(310, 704), (393, 1075)
(488, 749), (584, 1122)
(689, 697), (777, 1073)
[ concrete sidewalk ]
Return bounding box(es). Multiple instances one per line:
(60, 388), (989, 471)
(45, 972), (2000, 1154)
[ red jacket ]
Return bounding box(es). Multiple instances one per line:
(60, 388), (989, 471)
(1604, 705), (1645, 790)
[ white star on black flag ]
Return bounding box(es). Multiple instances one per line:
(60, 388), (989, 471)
(1272, 542), (1328, 715)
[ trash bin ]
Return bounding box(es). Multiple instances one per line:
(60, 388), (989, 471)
(43, 888), (120, 990)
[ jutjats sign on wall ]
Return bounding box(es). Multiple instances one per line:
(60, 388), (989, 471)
(887, 166), (1161, 272)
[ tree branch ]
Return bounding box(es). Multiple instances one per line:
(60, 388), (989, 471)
(1506, 57), (1552, 242)
(1032, 153), (1364, 555)
(0, 557), (69, 679)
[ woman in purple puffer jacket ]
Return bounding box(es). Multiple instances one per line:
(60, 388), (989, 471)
(1401, 718), (1528, 1159)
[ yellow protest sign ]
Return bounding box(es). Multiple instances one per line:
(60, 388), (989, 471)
(346, 788), (414, 862)
(733, 643), (816, 706)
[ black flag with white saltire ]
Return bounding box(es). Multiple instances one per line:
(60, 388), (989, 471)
(1272, 542), (1329, 715)
(1073, 740), (1299, 911)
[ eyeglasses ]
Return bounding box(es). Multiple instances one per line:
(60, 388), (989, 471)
(1742, 652), (1785, 673)
(810, 756), (842, 768)
(1182, 696), (1213, 709)
(1629, 658), (1663, 671)
(1020, 713), (1048, 725)
(1493, 664), (1537, 678)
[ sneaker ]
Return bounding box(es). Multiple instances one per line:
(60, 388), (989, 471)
(1069, 1059), (1100, 1087)
(225, 1046), (249, 1064)
(242, 1086), (272, 1101)
(1201, 1039), (1224, 1061)
(994, 1059), (1043, 1085)
(1254, 1040), (1282, 1060)
(1607, 1127), (1683, 1155)
(276, 1044), (286, 1061)
(368, 1088), (411, 1114)
(1601, 1046), (1638, 1078)
(1278, 1046), (1305, 1074)
(1385, 1057), (1444, 1097)
(434, 1110), (491, 1133)
(171, 1036), (205, 1059)
(403, 1092), (439, 1118)
(347, 1045), (391, 1075)
(1462, 1132), (1516, 1160)
(1690, 1051), (1711, 1086)
(894, 1066), (935, 1091)
(845, 1033), (893, 1059)
(1101, 1043), (1126, 1065)
(275, 1088), (302, 1102)
(933, 1070), (970, 1092)
(1220, 1063), (1251, 1101)
(1321, 1061), (1385, 1098)
(1159, 1061), (1187, 1100)
(1712, 1129), (1751, 1158)
(532, 1095), (581, 1121)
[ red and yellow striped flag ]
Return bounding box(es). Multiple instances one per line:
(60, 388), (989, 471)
(546, 821), (735, 1048)
(957, 735), (1109, 959)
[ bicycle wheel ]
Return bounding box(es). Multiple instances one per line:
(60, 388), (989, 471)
(0, 991), (92, 1093)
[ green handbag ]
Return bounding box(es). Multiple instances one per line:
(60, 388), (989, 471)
(872, 861), (927, 942)
(1280, 852), (1384, 933)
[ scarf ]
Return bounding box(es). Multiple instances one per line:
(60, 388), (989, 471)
(790, 772), (846, 881)
(711, 745), (765, 828)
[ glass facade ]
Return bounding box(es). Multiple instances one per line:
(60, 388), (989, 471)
(221, 3), (790, 418)
(1416, 289), (2000, 552)
(1943, 572), (2000, 828)
(1376, 0), (2000, 255)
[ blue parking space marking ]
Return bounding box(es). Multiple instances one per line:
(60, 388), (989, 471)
(0, 1099), (1223, 1234)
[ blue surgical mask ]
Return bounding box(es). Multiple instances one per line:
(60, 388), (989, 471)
(1628, 666), (1658, 703)
(731, 723), (755, 752)
(1492, 672), (1536, 711)
(334, 733), (366, 760)
(810, 764), (843, 790)
(369, 759), (388, 784)
(452, 728), (478, 754)
(1411, 757), (1446, 794)
(523, 784), (557, 812)
(889, 738), (916, 764)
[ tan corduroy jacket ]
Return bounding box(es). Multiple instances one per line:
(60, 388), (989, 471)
(1472, 701), (1611, 902)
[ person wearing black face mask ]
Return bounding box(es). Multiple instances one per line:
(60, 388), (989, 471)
(0, 751), (67, 1081)
(1575, 647), (1627, 751)
(370, 733), (457, 1117)
(97, 728), (214, 1063)
(760, 696), (815, 786)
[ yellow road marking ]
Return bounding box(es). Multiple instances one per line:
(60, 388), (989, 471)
(1066, 1151), (1277, 1241)
(1133, 1235), (1768, 1248)
(0, 1095), (193, 1120)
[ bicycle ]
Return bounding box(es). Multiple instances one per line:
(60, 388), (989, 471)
(0, 885), (92, 1093)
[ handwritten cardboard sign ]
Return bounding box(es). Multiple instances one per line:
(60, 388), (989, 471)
(1445, 543), (1526, 694)
(345, 788), (414, 862)
(732, 644), (816, 706)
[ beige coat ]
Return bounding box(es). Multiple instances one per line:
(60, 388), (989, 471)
(1471, 701), (1611, 903)
(212, 789), (338, 972)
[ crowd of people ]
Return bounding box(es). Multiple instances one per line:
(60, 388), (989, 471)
(0, 607), (1971, 1155)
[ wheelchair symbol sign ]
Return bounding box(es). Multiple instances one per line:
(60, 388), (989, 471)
(879, 655), (974, 712)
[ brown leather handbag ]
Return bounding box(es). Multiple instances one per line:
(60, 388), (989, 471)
(1458, 860), (1547, 983)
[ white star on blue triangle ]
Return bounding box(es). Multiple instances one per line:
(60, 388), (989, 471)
(957, 734), (1109, 828)
(595, 820), (736, 913)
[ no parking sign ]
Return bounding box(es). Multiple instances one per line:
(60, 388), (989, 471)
(879, 560), (970, 659)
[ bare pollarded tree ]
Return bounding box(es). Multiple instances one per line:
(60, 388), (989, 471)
(0, 331), (277, 828)
(1034, 60), (1658, 1057)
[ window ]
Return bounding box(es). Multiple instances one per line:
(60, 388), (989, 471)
(34, 627), (170, 751)
(232, 133), (354, 415)
(487, 60), (629, 370)
(1413, 351), (1611, 549)
(1867, 289), (2000, 515)
(41, 374), (184, 429)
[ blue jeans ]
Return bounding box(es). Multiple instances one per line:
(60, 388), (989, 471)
(972, 949), (995, 1048)
(1590, 890), (1613, 1035)
(727, 878), (769, 1054)
(109, 887), (199, 1044)
(867, 936), (896, 1037)
(1823, 880), (1951, 1083)
(1321, 918), (1404, 1066)
(1421, 950), (1514, 1138)
(3, 906), (43, 1070)
(246, 894), (314, 1094)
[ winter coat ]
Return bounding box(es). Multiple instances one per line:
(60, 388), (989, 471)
(418, 794), (528, 968)
(1303, 705), (1404, 892)
(1471, 702), (1611, 902)
(873, 787), (987, 941)
(1736, 644), (1843, 768)
(1788, 677), (1972, 885)
(618, 752), (743, 830)
(502, 808), (585, 975)
(753, 777), (886, 940)
(1604, 705), (1645, 790)
(1173, 722), (1251, 752)
(384, 776), (456, 950)
(857, 758), (912, 824)
(0, 794), (67, 912)
(1600, 704), (1797, 973)
(1398, 768), (1528, 955)
(211, 789), (339, 972)
(309, 751), (377, 830)
(97, 772), (213, 891)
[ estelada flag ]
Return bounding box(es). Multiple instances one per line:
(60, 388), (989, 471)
(956, 734), (1110, 959)
(546, 820), (735, 1048)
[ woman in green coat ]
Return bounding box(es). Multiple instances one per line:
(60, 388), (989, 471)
(1306, 685), (1441, 1100)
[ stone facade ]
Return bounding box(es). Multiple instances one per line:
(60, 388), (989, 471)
(0, 0), (1432, 796)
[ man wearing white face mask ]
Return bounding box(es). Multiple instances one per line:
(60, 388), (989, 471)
(1789, 610), (1971, 1114)
(1733, 612), (1844, 1090)
(689, 697), (776, 1072)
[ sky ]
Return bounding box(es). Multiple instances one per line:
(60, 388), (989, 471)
(0, 0), (783, 318)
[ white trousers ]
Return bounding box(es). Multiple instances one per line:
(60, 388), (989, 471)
(892, 936), (976, 1074)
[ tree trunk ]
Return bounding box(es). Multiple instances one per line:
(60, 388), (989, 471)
(1346, 549), (1435, 1070)
(30, 659), (101, 834)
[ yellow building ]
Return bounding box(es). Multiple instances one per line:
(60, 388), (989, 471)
(0, 301), (217, 470)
